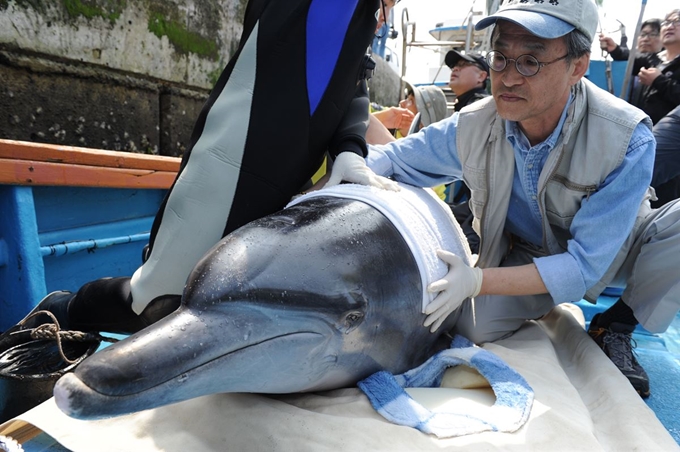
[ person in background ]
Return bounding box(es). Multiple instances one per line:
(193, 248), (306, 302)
(444, 50), (491, 254)
(353, 0), (680, 399)
(599, 19), (662, 108)
(601, 11), (680, 207)
(636, 11), (680, 125)
(446, 50), (490, 111)
(396, 83), (450, 200)
(396, 83), (449, 135)
(599, 14), (680, 125)
(600, 18), (663, 57)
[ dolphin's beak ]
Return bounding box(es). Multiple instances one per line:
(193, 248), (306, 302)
(53, 302), (339, 420)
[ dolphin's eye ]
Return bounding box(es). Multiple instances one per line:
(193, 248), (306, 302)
(342, 310), (364, 334)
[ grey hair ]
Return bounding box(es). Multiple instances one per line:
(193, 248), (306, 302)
(564, 29), (592, 62)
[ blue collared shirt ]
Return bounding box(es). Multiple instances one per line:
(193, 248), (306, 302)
(366, 98), (655, 303)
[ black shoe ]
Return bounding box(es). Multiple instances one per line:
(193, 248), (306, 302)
(588, 313), (650, 398)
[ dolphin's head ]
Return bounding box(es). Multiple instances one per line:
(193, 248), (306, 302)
(54, 197), (454, 419)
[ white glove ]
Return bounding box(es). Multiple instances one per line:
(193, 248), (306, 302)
(326, 152), (400, 191)
(424, 250), (483, 333)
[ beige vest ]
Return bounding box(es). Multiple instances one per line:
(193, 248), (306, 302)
(456, 78), (653, 270)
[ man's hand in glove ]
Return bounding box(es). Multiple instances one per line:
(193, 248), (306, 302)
(326, 151), (400, 191)
(424, 250), (483, 333)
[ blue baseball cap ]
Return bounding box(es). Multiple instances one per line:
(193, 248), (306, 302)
(475, 0), (598, 43)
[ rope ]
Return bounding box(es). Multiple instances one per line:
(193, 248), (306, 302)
(16, 310), (119, 365)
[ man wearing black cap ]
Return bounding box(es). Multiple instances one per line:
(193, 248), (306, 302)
(444, 50), (491, 254)
(445, 50), (490, 111)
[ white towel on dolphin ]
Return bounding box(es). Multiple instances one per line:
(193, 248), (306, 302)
(288, 183), (472, 311)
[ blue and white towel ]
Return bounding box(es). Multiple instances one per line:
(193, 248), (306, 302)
(358, 336), (534, 438)
(287, 183), (471, 311)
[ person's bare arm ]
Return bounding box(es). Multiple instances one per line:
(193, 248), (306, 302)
(372, 107), (415, 131)
(479, 263), (548, 296)
(366, 113), (397, 145)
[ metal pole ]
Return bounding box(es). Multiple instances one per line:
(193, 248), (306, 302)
(400, 8), (411, 100)
(620, 0), (647, 100)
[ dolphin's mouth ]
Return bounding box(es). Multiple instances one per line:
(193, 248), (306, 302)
(149, 330), (326, 394)
(54, 326), (335, 419)
(76, 306), (331, 393)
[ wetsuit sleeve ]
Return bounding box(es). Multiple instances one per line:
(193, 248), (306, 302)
(328, 79), (370, 159)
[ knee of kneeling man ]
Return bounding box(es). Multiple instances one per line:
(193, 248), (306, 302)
(452, 317), (520, 345)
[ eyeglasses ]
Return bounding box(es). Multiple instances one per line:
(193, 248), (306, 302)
(639, 32), (660, 39)
(486, 50), (569, 77)
(661, 18), (680, 28)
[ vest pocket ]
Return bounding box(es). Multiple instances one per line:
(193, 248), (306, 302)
(463, 164), (487, 220)
(544, 175), (598, 229)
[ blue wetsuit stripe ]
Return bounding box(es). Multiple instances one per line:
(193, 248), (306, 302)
(306, 0), (360, 114)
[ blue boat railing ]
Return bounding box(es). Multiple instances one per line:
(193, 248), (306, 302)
(0, 139), (179, 331)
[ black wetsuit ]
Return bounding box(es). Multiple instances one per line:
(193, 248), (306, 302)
(8, 0), (382, 334)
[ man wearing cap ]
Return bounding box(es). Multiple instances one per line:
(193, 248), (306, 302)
(445, 50), (491, 253)
(445, 50), (490, 111)
(353, 0), (680, 398)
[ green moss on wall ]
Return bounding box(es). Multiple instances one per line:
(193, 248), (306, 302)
(207, 61), (224, 86)
(61, 0), (126, 24)
(148, 12), (218, 60)
(235, 0), (248, 25)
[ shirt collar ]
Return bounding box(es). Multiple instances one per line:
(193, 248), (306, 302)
(504, 92), (575, 150)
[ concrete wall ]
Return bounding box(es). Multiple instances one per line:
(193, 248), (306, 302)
(0, 0), (402, 157)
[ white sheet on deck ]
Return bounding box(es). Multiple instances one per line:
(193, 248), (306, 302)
(1, 304), (677, 451)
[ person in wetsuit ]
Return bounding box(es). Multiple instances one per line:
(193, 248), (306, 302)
(1, 0), (398, 338)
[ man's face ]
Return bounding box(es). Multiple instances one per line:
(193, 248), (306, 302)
(449, 59), (487, 96)
(375, 0), (395, 33)
(637, 25), (662, 54)
(489, 21), (586, 127)
(661, 13), (680, 48)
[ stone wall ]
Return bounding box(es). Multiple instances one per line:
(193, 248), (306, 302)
(0, 0), (402, 157)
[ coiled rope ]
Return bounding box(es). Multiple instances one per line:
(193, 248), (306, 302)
(15, 311), (119, 365)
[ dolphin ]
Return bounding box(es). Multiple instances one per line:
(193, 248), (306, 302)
(53, 190), (465, 420)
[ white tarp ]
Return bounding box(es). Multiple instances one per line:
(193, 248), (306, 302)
(1, 303), (677, 451)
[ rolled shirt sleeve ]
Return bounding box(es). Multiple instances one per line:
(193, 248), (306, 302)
(366, 113), (464, 187)
(534, 122), (655, 303)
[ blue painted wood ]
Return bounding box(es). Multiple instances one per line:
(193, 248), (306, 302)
(0, 186), (46, 331)
(0, 185), (166, 331)
(585, 60), (628, 99)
